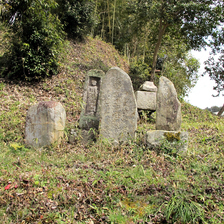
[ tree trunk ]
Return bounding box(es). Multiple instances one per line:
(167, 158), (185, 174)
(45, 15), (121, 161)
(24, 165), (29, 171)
(112, 0), (116, 44)
(217, 104), (224, 116)
(91, 0), (98, 37)
(150, 19), (168, 82)
(107, 0), (111, 36)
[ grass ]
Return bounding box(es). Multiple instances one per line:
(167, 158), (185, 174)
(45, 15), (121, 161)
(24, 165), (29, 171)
(0, 36), (224, 223)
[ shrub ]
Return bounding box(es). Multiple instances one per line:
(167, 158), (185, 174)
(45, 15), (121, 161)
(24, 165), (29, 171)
(56, 0), (95, 40)
(1, 0), (65, 81)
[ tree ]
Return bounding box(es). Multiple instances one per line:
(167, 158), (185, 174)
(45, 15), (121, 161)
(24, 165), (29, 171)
(204, 51), (224, 96)
(1, 0), (65, 80)
(203, 27), (224, 116)
(204, 25), (224, 97)
(217, 104), (224, 116)
(135, 0), (223, 81)
(55, 0), (95, 40)
(161, 42), (200, 98)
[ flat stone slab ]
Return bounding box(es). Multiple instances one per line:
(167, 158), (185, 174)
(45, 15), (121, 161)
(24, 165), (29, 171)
(25, 101), (66, 148)
(144, 130), (188, 152)
(140, 81), (157, 92)
(135, 91), (156, 110)
(100, 67), (137, 143)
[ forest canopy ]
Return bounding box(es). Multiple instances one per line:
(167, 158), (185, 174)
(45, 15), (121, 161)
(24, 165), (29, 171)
(0, 0), (223, 97)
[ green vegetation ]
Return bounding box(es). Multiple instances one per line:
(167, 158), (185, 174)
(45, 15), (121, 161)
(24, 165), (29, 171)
(0, 1), (223, 222)
(0, 36), (224, 223)
(1, 0), (66, 80)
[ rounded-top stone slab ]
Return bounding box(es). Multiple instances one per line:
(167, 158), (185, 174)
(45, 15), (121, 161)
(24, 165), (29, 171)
(156, 76), (181, 131)
(99, 67), (137, 143)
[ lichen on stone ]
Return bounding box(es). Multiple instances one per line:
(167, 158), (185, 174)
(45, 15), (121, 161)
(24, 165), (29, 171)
(164, 132), (181, 142)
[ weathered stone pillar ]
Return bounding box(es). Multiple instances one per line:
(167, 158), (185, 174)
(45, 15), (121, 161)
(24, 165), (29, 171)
(25, 101), (66, 148)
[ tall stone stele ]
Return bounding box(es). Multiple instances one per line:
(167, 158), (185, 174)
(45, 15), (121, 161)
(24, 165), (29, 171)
(25, 101), (66, 148)
(100, 67), (137, 143)
(78, 69), (105, 144)
(79, 69), (105, 130)
(156, 76), (181, 131)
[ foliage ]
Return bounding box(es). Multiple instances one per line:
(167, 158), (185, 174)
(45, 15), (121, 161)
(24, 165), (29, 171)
(1, 0), (65, 80)
(0, 13), (224, 224)
(56, 0), (95, 40)
(135, 0), (223, 80)
(204, 49), (224, 96)
(203, 23), (224, 96)
(162, 46), (200, 98)
(129, 41), (200, 98)
(206, 105), (222, 113)
(129, 59), (151, 90)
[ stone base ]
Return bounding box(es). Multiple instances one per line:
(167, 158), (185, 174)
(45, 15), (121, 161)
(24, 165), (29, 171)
(81, 129), (97, 145)
(144, 130), (188, 152)
(79, 116), (99, 130)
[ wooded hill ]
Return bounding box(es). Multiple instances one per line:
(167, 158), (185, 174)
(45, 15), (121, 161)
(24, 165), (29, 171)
(0, 32), (224, 223)
(1, 0), (223, 98)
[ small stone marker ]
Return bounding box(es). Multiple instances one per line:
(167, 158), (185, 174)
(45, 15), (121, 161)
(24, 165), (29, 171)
(100, 67), (137, 143)
(140, 81), (157, 92)
(25, 101), (66, 148)
(135, 81), (157, 111)
(79, 69), (105, 130)
(156, 76), (181, 131)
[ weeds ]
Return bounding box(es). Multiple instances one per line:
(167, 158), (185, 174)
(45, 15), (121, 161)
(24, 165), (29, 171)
(0, 37), (224, 223)
(163, 193), (205, 223)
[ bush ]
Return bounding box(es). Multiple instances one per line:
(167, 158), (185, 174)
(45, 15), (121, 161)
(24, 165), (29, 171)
(1, 0), (65, 81)
(56, 0), (95, 40)
(129, 60), (151, 90)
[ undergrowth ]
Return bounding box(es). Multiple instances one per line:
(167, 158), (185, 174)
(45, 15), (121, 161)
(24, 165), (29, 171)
(0, 37), (224, 223)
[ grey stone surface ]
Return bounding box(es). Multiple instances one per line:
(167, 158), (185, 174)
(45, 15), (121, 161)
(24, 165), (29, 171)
(135, 91), (156, 110)
(156, 76), (181, 131)
(100, 67), (137, 143)
(81, 129), (97, 145)
(140, 81), (157, 92)
(144, 130), (188, 152)
(79, 69), (105, 130)
(25, 101), (66, 148)
(68, 129), (78, 144)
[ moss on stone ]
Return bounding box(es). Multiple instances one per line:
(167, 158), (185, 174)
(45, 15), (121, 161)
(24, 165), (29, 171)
(164, 132), (181, 142)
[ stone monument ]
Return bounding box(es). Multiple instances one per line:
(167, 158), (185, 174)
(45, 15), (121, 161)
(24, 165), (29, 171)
(156, 76), (181, 131)
(144, 76), (188, 152)
(78, 69), (105, 143)
(25, 101), (66, 148)
(135, 81), (157, 114)
(100, 67), (137, 143)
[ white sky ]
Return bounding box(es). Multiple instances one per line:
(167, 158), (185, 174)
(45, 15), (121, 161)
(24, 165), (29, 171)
(184, 49), (223, 109)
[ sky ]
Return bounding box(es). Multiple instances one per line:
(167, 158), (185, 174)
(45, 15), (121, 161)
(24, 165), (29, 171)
(184, 49), (223, 109)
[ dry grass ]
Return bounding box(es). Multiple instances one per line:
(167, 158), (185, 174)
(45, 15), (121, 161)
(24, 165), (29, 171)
(0, 37), (224, 223)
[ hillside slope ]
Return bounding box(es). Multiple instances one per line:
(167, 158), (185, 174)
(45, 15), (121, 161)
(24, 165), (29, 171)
(0, 36), (129, 143)
(0, 37), (224, 224)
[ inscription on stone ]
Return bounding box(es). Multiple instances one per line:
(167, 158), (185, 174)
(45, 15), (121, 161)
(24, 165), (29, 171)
(100, 67), (137, 143)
